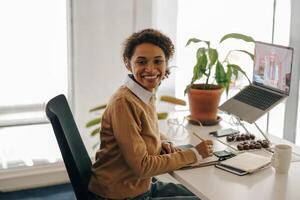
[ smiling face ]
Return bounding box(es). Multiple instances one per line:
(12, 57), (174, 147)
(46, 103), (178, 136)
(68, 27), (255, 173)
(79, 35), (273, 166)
(126, 43), (167, 92)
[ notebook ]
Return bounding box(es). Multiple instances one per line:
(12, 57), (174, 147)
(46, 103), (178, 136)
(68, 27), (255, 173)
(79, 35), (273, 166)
(215, 152), (271, 175)
(219, 41), (294, 123)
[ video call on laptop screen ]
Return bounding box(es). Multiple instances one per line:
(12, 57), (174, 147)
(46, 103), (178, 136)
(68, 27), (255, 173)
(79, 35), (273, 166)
(253, 41), (294, 95)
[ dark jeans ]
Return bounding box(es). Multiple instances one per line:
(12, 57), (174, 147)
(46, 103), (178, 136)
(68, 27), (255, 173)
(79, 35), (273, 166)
(93, 177), (200, 200)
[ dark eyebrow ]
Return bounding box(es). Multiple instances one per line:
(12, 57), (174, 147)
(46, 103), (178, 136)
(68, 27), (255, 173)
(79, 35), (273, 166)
(135, 56), (164, 60)
(136, 56), (147, 60)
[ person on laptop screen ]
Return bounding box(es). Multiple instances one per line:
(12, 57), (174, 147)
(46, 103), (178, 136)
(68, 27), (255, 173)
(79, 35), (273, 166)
(254, 42), (292, 93)
(219, 41), (293, 123)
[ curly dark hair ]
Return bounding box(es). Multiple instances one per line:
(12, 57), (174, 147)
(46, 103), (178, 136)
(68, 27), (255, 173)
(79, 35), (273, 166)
(122, 29), (175, 64)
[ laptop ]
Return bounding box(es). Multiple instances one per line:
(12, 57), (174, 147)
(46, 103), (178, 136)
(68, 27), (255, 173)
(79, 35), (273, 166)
(219, 41), (294, 123)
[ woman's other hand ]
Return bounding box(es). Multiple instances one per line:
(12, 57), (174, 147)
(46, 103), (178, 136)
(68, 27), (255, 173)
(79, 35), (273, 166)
(161, 142), (182, 154)
(195, 140), (214, 159)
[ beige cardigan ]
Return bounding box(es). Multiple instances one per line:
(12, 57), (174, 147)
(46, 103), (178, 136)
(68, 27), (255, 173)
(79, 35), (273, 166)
(89, 85), (196, 199)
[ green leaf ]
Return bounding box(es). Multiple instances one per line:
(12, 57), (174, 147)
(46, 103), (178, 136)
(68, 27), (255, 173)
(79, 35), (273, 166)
(191, 52), (207, 83)
(186, 38), (210, 47)
(198, 51), (208, 73)
(230, 64), (239, 79)
(215, 61), (227, 87)
(157, 112), (168, 120)
(225, 66), (232, 94)
(219, 33), (255, 43)
(89, 104), (107, 112)
(208, 48), (218, 67)
(196, 47), (206, 59)
(232, 49), (254, 60)
(184, 84), (192, 95)
(226, 65), (232, 81)
(229, 64), (251, 84)
(90, 127), (101, 136)
(86, 117), (101, 128)
(191, 64), (201, 83)
(186, 38), (201, 46)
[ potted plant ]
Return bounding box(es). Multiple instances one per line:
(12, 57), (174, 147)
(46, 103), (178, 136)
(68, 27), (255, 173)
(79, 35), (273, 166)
(185, 33), (255, 124)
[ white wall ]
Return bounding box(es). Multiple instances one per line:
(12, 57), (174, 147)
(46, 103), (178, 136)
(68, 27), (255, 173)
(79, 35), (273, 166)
(72, 0), (134, 155)
(71, 0), (178, 155)
(152, 0), (178, 112)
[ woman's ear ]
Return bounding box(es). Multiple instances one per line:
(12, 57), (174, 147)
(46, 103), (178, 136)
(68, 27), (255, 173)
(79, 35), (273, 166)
(163, 67), (170, 80)
(124, 59), (131, 71)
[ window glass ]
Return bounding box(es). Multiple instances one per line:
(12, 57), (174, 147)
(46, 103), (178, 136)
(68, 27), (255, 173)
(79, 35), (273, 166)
(0, 124), (61, 169)
(265, 0), (291, 139)
(0, 0), (68, 107)
(0, 0), (68, 169)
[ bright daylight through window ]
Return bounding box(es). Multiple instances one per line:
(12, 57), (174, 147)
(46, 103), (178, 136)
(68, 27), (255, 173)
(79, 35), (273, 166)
(0, 0), (68, 169)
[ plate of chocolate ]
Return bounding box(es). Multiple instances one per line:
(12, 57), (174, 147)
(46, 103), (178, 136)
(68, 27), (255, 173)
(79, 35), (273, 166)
(218, 133), (271, 151)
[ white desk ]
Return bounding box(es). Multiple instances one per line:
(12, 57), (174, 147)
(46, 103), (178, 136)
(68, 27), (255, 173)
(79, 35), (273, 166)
(160, 113), (300, 200)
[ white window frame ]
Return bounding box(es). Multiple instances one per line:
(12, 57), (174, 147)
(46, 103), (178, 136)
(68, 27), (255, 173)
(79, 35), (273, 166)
(0, 103), (47, 127)
(283, 0), (300, 142)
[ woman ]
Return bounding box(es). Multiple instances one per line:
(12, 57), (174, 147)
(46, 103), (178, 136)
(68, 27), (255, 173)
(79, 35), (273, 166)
(89, 29), (213, 200)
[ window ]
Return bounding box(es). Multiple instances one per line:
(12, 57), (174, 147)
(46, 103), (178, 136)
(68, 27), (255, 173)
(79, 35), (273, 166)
(175, 0), (292, 140)
(0, 0), (68, 169)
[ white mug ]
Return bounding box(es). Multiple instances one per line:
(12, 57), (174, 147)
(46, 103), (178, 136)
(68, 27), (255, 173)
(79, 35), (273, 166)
(271, 144), (292, 174)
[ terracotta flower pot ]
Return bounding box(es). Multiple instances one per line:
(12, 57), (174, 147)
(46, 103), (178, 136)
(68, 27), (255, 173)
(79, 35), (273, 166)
(187, 84), (224, 123)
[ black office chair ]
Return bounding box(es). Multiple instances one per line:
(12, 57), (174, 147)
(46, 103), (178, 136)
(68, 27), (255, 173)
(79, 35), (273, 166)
(46, 94), (94, 200)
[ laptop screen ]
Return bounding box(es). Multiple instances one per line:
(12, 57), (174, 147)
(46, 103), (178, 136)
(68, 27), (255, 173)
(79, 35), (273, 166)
(253, 41), (294, 95)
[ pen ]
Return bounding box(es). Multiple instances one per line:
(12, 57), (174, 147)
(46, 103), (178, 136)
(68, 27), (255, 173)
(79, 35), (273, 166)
(193, 132), (205, 141)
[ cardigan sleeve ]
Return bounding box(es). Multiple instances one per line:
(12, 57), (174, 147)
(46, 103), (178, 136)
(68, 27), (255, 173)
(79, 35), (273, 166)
(110, 97), (197, 178)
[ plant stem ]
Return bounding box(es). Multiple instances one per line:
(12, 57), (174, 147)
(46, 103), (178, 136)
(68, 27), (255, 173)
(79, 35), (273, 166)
(206, 68), (210, 85)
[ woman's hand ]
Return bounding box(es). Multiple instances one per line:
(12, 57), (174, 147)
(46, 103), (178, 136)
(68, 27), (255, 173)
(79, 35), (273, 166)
(195, 140), (214, 159)
(161, 142), (182, 154)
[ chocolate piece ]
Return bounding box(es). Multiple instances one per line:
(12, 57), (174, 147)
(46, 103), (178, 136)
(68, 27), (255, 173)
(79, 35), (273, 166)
(243, 144), (250, 150)
(255, 143), (262, 149)
(249, 143), (255, 149)
(245, 134), (250, 140)
(240, 135), (246, 141)
(257, 139), (262, 144)
(237, 144), (244, 150)
(226, 135), (234, 142)
(262, 142), (269, 148)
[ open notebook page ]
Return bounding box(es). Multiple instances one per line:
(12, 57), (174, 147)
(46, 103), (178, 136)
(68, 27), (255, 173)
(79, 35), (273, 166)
(220, 152), (271, 173)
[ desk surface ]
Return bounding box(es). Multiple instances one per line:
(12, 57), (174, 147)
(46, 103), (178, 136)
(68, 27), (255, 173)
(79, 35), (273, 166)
(160, 112), (300, 200)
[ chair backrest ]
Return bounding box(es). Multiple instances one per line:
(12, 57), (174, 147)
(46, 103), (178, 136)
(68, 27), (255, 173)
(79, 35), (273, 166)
(46, 94), (93, 200)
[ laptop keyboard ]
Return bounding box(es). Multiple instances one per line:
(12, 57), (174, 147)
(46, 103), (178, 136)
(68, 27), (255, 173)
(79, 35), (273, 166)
(233, 85), (283, 110)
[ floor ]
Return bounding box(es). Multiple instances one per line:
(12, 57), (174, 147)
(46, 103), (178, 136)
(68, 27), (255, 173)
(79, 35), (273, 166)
(0, 184), (75, 200)
(0, 174), (177, 200)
